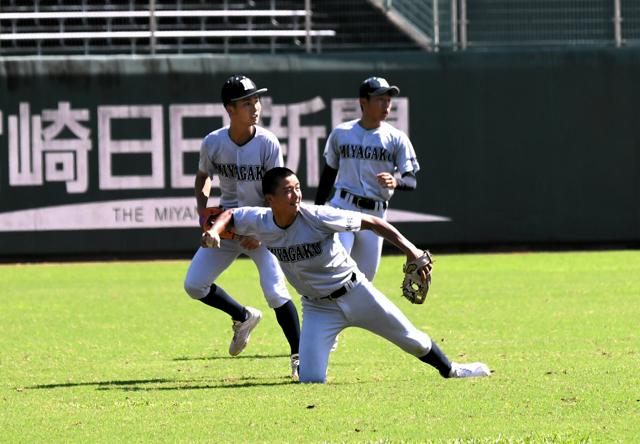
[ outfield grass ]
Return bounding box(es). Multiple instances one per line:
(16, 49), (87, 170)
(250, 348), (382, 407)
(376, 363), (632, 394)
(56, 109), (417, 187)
(1, 251), (638, 443)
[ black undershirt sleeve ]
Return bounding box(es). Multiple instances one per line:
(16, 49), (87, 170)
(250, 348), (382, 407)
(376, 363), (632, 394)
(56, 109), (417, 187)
(395, 172), (417, 191)
(314, 164), (339, 205)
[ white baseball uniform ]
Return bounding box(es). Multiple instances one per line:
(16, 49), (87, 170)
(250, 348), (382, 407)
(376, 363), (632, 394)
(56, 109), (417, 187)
(183, 125), (291, 308)
(231, 203), (432, 383)
(323, 119), (420, 281)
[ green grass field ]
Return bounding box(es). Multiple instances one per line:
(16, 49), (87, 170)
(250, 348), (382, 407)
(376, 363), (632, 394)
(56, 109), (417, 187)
(1, 251), (638, 443)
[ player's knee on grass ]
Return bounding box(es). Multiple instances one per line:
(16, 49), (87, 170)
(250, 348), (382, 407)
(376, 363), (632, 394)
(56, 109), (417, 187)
(297, 357), (328, 383)
(298, 369), (326, 384)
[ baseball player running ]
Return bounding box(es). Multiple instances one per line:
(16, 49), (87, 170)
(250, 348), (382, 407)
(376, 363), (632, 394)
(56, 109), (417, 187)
(315, 76), (420, 282)
(203, 167), (491, 383)
(183, 75), (300, 378)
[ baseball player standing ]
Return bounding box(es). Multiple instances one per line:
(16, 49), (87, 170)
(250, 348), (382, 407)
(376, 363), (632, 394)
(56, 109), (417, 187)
(314, 76), (420, 282)
(203, 167), (491, 383)
(183, 75), (301, 378)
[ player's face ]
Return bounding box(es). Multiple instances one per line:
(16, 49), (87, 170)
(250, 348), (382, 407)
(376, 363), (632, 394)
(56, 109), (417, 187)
(228, 95), (261, 126)
(361, 94), (392, 122)
(267, 175), (302, 218)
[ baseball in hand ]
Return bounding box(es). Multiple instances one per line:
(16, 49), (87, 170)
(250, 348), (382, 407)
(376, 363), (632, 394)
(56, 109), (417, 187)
(201, 231), (221, 248)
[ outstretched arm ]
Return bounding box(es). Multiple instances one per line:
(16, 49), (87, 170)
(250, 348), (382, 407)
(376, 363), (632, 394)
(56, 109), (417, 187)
(360, 214), (429, 280)
(201, 209), (234, 248)
(201, 208), (261, 250)
(314, 164), (338, 205)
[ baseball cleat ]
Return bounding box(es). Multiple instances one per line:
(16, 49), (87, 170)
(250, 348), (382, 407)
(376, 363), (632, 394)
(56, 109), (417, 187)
(290, 353), (300, 380)
(448, 362), (491, 378)
(228, 307), (262, 356)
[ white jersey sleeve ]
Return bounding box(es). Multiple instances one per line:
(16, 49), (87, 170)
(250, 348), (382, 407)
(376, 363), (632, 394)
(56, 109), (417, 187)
(311, 204), (362, 234)
(198, 137), (214, 175)
(393, 129), (420, 175)
(262, 130), (285, 171)
(232, 205), (362, 237)
(322, 127), (342, 170)
(231, 206), (270, 236)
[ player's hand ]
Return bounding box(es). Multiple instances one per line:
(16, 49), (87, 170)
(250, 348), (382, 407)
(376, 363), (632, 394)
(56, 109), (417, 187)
(417, 263), (431, 283)
(376, 172), (397, 189)
(201, 231), (221, 248)
(407, 248), (432, 283)
(239, 236), (261, 250)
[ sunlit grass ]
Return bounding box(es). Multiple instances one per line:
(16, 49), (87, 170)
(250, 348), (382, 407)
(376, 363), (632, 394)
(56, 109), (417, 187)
(1, 251), (638, 443)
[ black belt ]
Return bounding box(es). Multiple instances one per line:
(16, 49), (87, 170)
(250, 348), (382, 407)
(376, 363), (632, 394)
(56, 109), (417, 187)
(321, 272), (357, 300)
(339, 189), (387, 211)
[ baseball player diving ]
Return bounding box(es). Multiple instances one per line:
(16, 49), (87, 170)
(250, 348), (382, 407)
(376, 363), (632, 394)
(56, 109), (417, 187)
(183, 75), (301, 378)
(202, 167), (491, 383)
(314, 76), (420, 282)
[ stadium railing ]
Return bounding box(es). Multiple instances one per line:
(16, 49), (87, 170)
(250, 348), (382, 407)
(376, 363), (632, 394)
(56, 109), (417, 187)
(0, 3), (335, 55)
(369, 0), (639, 51)
(2, 1), (639, 55)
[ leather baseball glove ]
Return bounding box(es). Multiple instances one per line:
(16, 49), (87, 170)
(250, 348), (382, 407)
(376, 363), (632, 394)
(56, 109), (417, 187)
(402, 250), (434, 304)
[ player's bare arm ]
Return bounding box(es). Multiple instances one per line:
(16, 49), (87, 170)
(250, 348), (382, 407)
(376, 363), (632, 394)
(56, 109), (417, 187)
(360, 214), (430, 282)
(195, 170), (211, 226)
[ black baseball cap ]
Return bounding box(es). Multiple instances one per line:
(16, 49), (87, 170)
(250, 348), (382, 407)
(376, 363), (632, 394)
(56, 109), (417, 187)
(359, 76), (400, 98)
(221, 75), (268, 106)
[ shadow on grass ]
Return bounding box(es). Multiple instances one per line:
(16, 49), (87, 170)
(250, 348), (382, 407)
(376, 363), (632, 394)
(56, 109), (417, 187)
(30, 378), (175, 389)
(172, 353), (290, 362)
(28, 375), (295, 391)
(25, 352), (299, 391)
(112, 378), (295, 391)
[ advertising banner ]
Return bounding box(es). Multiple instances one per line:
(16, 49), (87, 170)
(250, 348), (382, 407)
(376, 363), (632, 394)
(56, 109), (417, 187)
(1, 51), (639, 258)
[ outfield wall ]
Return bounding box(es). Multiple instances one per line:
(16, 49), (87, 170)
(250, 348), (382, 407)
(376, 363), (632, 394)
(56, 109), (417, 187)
(1, 50), (639, 258)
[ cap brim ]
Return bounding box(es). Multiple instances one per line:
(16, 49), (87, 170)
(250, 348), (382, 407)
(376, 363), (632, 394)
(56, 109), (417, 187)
(230, 87), (268, 102)
(369, 86), (400, 97)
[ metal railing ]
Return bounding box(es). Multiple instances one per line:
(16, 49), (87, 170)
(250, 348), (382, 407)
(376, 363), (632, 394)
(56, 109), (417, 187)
(0, 1), (335, 55)
(371, 0), (640, 51)
(3, 1), (639, 55)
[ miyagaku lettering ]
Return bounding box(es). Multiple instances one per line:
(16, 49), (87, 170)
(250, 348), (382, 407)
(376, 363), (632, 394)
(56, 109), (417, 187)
(267, 242), (323, 262)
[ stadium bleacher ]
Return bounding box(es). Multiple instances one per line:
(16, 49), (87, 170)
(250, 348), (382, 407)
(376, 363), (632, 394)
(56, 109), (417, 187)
(0, 0), (337, 55)
(0, 0), (419, 56)
(1, 0), (639, 56)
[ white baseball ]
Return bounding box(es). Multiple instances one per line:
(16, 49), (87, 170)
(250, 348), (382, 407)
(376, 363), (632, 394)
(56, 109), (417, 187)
(202, 232), (220, 248)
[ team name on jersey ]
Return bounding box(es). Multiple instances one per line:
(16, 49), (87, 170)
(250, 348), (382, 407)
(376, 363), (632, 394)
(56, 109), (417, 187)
(213, 163), (265, 181)
(338, 144), (393, 162)
(268, 241), (323, 263)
